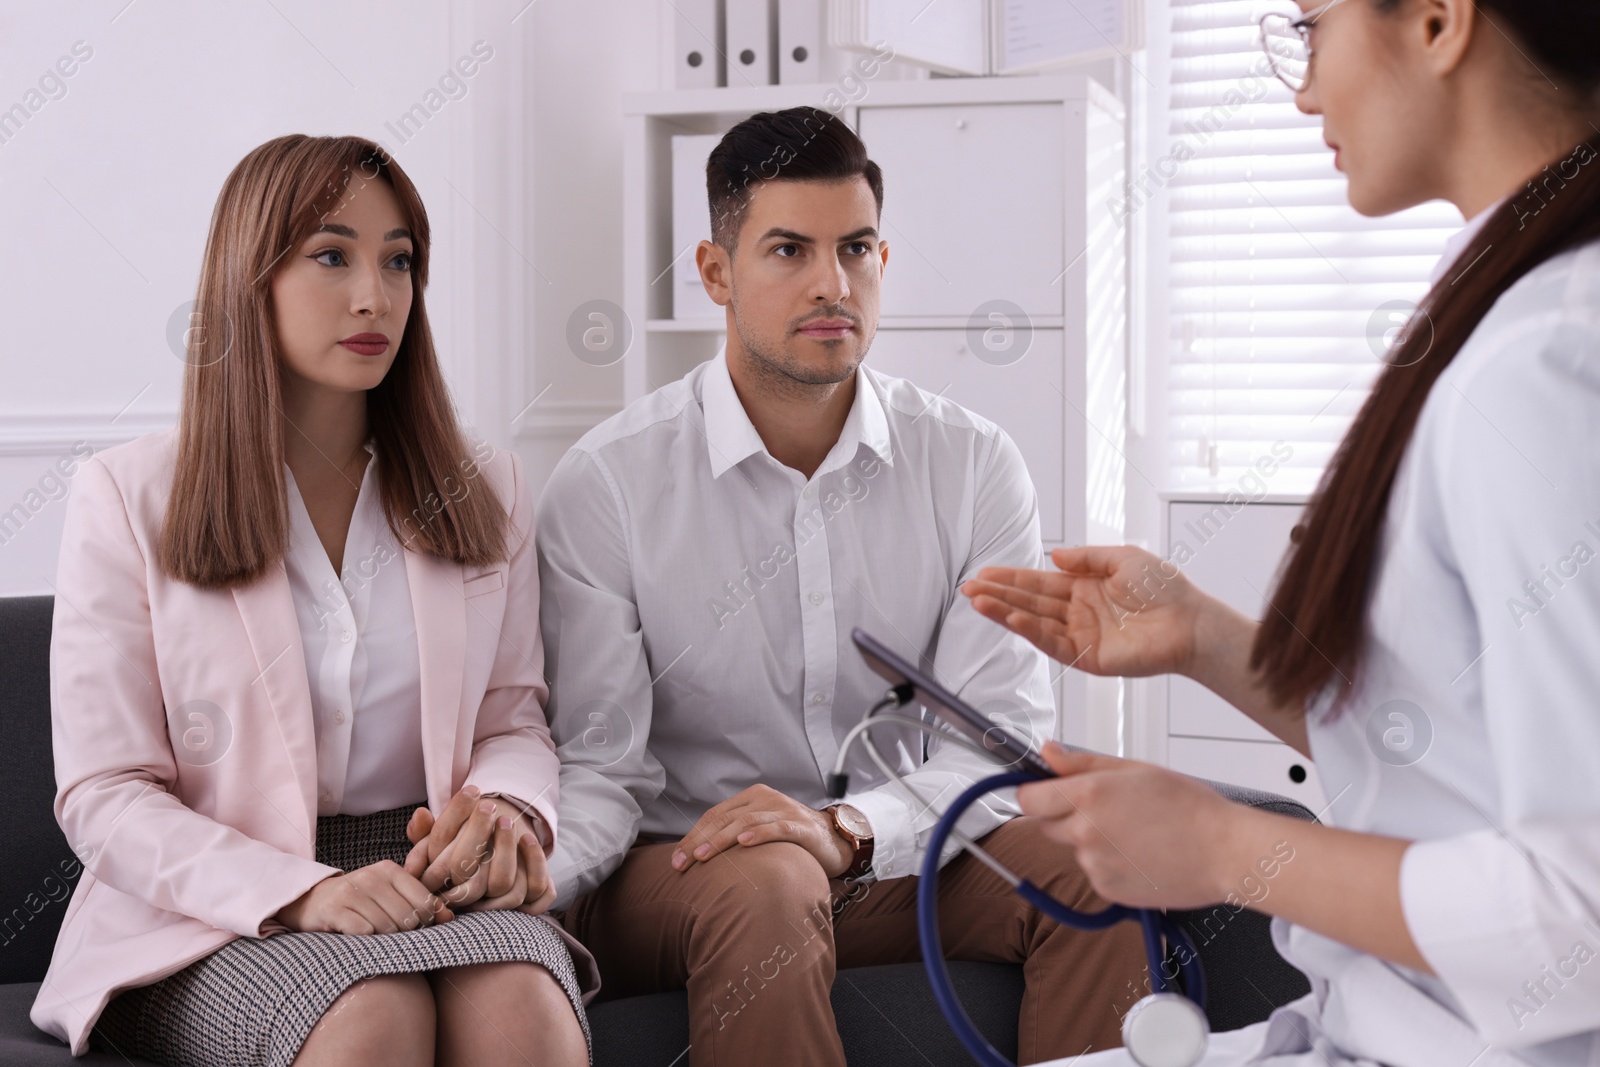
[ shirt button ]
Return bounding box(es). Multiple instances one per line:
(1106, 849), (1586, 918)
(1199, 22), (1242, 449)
(321, 790), (332, 802)
(809, 592), (823, 605)
(812, 692), (826, 705)
(333, 710), (345, 725)
(803, 485), (815, 498)
(340, 630), (352, 643)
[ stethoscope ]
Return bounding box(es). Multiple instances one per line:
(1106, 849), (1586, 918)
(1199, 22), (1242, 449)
(829, 688), (1211, 1067)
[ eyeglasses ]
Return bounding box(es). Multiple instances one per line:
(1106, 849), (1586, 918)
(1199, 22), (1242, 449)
(1259, 0), (1345, 92)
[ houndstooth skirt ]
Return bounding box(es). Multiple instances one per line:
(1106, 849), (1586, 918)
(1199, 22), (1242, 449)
(92, 804), (593, 1067)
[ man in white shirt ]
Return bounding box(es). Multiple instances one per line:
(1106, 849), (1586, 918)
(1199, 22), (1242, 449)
(537, 106), (1143, 1064)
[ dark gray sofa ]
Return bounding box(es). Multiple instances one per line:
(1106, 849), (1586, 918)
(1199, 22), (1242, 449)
(0, 594), (1310, 1066)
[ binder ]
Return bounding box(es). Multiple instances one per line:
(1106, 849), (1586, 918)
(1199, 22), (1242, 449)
(726, 0), (777, 87)
(778, 0), (823, 84)
(673, 0), (724, 89)
(671, 134), (727, 322)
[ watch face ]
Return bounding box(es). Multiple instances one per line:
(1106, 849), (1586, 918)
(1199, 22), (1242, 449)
(834, 803), (872, 839)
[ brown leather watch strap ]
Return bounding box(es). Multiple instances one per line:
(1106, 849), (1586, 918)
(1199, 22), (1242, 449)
(825, 804), (875, 880)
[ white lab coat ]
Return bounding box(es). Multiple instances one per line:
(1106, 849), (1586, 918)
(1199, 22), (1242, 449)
(1057, 213), (1600, 1066)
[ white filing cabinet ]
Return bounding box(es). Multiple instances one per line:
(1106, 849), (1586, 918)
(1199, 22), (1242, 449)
(863, 330), (1069, 544)
(1155, 494), (1326, 809)
(857, 102), (1066, 320)
(619, 76), (1129, 751)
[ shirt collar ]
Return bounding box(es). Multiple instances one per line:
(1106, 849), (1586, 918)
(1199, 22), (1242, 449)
(701, 347), (893, 480)
(1429, 196), (1504, 287)
(701, 349), (771, 479)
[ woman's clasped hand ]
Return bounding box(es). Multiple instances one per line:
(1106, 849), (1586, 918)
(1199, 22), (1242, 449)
(273, 785), (555, 935)
(404, 785), (557, 916)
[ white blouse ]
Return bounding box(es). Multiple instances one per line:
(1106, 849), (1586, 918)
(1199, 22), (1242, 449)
(283, 443), (428, 817)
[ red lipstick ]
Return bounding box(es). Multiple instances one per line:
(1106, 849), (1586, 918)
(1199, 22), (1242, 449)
(339, 332), (389, 356)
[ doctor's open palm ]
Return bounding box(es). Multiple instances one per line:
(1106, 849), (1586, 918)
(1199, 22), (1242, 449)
(961, 544), (1209, 680)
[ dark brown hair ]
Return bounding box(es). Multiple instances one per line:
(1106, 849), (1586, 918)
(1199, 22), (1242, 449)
(159, 134), (506, 589)
(1253, 2), (1600, 713)
(706, 106), (884, 250)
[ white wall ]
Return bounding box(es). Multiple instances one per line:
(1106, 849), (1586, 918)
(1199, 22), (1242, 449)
(0, 0), (661, 595)
(516, 0), (660, 490)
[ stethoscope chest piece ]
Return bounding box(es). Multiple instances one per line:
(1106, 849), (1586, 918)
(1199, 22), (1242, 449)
(1122, 992), (1209, 1067)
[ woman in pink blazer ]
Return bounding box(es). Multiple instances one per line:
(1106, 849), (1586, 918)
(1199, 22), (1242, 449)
(32, 134), (596, 1067)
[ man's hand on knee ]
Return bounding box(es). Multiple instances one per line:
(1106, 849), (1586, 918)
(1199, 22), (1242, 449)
(670, 784), (856, 878)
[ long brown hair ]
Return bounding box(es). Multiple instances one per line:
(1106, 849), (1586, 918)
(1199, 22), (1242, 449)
(1253, 2), (1600, 713)
(159, 135), (506, 588)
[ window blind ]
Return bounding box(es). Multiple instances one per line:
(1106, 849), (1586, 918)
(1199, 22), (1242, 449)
(1163, 0), (1462, 493)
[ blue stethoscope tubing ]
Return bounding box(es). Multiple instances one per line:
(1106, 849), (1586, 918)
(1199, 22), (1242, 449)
(917, 770), (1208, 1067)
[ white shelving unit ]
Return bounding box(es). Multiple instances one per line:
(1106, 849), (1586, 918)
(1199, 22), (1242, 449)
(1129, 490), (1325, 808)
(618, 75), (1129, 751)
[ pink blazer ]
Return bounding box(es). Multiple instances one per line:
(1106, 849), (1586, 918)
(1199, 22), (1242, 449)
(31, 428), (597, 1054)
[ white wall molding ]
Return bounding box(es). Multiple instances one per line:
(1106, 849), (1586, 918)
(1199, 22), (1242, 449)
(0, 411), (177, 458)
(511, 401), (621, 441)
(0, 394), (627, 456)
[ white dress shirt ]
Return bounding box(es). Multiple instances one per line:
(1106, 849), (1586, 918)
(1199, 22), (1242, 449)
(1064, 221), (1600, 1066)
(537, 351), (1056, 907)
(283, 443), (428, 817)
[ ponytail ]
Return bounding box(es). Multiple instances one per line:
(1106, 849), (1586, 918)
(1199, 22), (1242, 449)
(1252, 2), (1600, 714)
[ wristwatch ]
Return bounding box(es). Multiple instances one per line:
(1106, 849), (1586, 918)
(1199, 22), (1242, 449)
(823, 803), (875, 880)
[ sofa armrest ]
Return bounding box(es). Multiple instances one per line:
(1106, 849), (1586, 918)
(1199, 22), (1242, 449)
(1197, 778), (1319, 823)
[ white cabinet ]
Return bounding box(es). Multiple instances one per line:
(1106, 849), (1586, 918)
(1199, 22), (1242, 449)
(1167, 500), (1301, 743)
(864, 329), (1067, 544)
(1168, 736), (1319, 809)
(858, 103), (1065, 319)
(1156, 495), (1326, 809)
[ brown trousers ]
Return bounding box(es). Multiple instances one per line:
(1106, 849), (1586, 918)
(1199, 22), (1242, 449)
(560, 815), (1146, 1066)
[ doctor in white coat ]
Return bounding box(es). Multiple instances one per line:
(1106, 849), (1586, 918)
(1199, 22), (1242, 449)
(963, 0), (1600, 1064)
